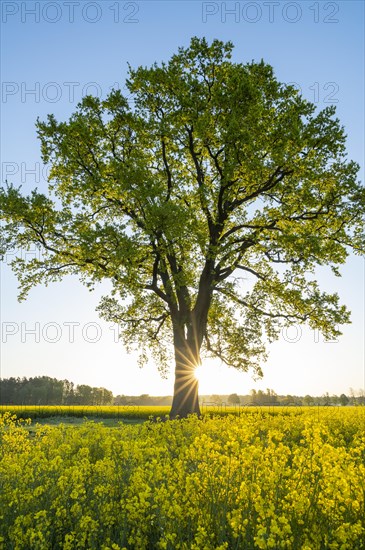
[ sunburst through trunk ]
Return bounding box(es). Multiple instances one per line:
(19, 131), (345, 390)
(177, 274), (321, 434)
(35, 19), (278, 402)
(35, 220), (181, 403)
(170, 332), (201, 418)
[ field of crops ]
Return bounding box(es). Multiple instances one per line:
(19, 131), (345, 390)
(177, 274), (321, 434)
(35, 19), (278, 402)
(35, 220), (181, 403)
(1, 408), (364, 549)
(0, 404), (166, 421)
(0, 404), (353, 421)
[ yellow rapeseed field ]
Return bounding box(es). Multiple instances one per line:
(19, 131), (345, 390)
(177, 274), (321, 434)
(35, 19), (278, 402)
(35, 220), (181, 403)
(0, 408), (364, 549)
(0, 405), (163, 421)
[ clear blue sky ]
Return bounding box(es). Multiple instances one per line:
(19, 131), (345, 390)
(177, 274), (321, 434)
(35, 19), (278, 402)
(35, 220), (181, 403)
(1, 0), (364, 397)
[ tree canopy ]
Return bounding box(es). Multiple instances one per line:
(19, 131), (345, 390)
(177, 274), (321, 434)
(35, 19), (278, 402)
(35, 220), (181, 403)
(1, 37), (364, 417)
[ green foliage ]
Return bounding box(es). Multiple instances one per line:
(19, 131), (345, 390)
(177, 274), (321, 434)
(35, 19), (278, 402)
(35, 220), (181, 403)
(1, 37), (364, 384)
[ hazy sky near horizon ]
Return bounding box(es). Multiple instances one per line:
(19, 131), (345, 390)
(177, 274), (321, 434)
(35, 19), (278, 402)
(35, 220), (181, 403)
(1, 0), (364, 397)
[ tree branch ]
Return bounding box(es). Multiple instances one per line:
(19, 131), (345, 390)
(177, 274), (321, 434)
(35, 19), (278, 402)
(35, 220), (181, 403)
(230, 166), (293, 209)
(161, 136), (173, 202)
(235, 264), (267, 281)
(186, 126), (214, 234)
(215, 287), (308, 322)
(220, 219), (280, 242)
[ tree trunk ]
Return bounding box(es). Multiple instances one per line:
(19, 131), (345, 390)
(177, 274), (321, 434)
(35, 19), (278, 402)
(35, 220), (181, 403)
(169, 276), (212, 419)
(169, 334), (201, 419)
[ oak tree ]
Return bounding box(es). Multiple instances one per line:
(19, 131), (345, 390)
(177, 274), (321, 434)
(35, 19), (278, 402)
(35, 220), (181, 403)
(1, 38), (364, 417)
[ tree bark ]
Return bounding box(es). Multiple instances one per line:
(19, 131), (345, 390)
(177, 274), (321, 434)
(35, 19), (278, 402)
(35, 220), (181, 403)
(168, 266), (213, 418)
(169, 331), (201, 419)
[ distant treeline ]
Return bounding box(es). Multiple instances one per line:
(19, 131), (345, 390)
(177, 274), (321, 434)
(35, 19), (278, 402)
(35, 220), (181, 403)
(0, 376), (113, 406)
(206, 389), (364, 407)
(0, 377), (363, 406)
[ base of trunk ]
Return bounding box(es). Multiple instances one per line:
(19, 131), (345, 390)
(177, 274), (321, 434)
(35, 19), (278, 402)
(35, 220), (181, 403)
(170, 368), (201, 419)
